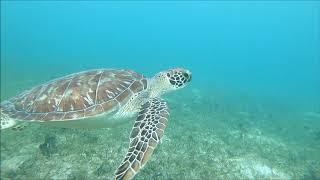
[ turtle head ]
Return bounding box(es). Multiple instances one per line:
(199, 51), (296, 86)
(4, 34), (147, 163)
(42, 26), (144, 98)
(150, 68), (192, 97)
(165, 68), (192, 89)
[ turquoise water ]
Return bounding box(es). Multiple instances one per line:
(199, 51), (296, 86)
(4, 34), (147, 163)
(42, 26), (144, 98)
(1, 1), (320, 179)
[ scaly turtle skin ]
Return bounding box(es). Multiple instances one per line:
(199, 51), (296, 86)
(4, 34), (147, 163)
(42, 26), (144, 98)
(0, 68), (192, 180)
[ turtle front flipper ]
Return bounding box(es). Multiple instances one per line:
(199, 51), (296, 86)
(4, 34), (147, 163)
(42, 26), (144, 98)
(115, 98), (169, 180)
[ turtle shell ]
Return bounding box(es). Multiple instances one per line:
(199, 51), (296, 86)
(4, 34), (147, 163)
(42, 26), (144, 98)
(1, 69), (148, 122)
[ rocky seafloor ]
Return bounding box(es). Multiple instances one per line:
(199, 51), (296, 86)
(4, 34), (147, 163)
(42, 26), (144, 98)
(1, 88), (320, 179)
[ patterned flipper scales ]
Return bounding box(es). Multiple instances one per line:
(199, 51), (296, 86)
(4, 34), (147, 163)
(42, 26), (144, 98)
(115, 98), (169, 180)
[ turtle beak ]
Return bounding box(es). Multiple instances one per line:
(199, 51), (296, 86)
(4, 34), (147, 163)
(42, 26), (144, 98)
(183, 71), (192, 82)
(187, 73), (192, 82)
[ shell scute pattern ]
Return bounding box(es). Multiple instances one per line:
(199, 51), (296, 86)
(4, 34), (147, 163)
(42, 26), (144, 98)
(57, 71), (101, 112)
(2, 69), (147, 121)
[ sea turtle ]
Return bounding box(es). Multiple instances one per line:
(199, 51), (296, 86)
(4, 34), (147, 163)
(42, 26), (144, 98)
(0, 68), (192, 179)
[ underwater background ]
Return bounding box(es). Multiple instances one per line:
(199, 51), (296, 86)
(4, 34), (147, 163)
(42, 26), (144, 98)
(1, 1), (320, 179)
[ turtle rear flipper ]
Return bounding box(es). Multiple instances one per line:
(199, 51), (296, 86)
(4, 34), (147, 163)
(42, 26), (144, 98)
(1, 109), (17, 130)
(115, 98), (169, 180)
(12, 123), (28, 131)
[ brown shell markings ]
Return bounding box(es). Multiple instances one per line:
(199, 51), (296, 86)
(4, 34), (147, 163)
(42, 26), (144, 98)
(1, 69), (148, 122)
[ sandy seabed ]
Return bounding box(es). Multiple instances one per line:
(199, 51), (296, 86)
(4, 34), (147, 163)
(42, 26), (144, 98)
(1, 88), (320, 179)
